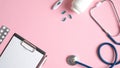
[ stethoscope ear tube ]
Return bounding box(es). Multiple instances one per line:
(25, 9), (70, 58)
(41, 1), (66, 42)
(89, 0), (120, 37)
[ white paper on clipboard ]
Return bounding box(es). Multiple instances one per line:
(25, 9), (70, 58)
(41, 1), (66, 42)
(0, 33), (47, 68)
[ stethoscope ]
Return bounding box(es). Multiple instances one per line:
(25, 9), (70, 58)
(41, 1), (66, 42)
(66, 0), (120, 68)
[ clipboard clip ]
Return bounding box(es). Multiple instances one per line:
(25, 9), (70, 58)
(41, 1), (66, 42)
(21, 40), (36, 52)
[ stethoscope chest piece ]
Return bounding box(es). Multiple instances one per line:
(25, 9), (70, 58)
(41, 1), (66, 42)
(66, 55), (77, 66)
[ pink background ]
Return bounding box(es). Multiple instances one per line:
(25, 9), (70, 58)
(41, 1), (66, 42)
(0, 0), (120, 68)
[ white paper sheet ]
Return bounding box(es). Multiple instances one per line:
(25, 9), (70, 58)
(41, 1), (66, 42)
(0, 34), (46, 68)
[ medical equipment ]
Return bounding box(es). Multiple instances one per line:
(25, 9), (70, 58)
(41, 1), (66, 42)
(52, 0), (64, 10)
(0, 25), (10, 44)
(71, 0), (94, 14)
(89, 0), (120, 68)
(66, 0), (120, 68)
(0, 33), (47, 68)
(66, 55), (92, 68)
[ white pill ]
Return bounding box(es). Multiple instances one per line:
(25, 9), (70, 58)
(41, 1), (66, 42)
(4, 32), (7, 35)
(2, 36), (5, 39)
(0, 30), (3, 33)
(2, 26), (6, 29)
(6, 29), (9, 32)
(0, 39), (2, 42)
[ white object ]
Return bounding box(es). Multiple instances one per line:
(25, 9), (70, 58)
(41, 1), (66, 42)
(0, 25), (10, 44)
(52, 0), (64, 10)
(71, 0), (94, 14)
(0, 33), (47, 68)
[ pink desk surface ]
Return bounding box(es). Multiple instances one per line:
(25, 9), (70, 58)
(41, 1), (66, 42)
(0, 0), (120, 68)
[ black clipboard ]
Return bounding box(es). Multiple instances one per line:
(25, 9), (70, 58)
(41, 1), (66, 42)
(0, 33), (47, 68)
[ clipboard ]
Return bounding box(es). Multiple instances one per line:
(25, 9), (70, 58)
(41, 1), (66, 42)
(0, 33), (47, 68)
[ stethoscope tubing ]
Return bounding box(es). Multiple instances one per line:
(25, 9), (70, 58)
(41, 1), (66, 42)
(97, 43), (118, 68)
(107, 34), (120, 45)
(75, 61), (92, 68)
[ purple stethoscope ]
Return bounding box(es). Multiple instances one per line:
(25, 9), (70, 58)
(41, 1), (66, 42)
(66, 0), (120, 68)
